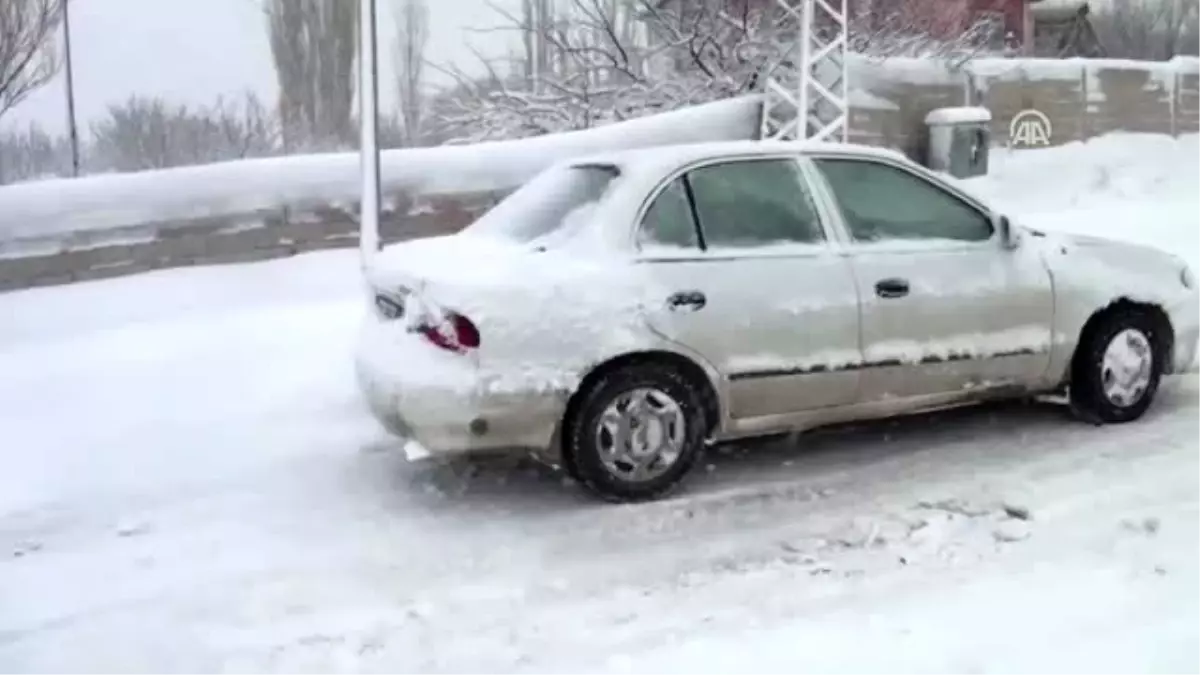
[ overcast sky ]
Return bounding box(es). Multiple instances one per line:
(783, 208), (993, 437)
(8, 0), (517, 134)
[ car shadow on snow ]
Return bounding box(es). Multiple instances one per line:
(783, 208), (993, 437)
(364, 378), (1196, 516)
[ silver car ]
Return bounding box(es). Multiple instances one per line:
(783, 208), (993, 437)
(355, 140), (1199, 502)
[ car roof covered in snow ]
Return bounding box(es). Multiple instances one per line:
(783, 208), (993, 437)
(564, 140), (911, 175)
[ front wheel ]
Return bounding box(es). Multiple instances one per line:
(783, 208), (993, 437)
(565, 364), (709, 502)
(1070, 309), (1166, 424)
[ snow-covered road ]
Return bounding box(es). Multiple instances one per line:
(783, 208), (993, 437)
(1, 134), (1197, 672)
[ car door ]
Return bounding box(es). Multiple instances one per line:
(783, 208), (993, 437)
(635, 155), (862, 421)
(805, 154), (1055, 401)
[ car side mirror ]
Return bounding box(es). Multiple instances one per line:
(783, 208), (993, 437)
(995, 214), (1020, 250)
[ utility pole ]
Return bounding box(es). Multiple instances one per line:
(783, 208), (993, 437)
(62, 0), (81, 177)
(358, 0), (382, 269)
(759, 0), (849, 143)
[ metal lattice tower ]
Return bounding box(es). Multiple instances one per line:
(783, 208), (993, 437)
(759, 0), (850, 143)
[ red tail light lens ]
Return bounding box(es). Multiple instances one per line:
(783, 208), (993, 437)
(418, 311), (480, 353)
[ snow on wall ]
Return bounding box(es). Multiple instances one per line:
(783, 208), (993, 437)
(846, 54), (1199, 155)
(0, 96), (762, 242)
(925, 107), (993, 125)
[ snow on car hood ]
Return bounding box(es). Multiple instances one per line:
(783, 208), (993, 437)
(368, 233), (574, 286)
(366, 232), (648, 310)
(1024, 224), (1198, 342)
(362, 233), (664, 392)
(1026, 225), (1191, 283)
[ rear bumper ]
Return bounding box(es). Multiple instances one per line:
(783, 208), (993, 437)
(354, 319), (569, 459)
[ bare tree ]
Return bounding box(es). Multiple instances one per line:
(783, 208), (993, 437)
(1090, 0), (1199, 60)
(432, 0), (1003, 144)
(89, 93), (279, 172)
(0, 0), (63, 122)
(264, 0), (359, 151)
(0, 121), (71, 184)
(393, 0), (429, 145)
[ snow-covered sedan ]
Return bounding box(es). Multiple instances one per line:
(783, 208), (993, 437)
(355, 140), (1199, 502)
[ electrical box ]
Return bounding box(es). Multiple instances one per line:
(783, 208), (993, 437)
(924, 107), (992, 179)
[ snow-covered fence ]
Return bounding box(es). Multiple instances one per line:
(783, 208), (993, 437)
(0, 97), (760, 291)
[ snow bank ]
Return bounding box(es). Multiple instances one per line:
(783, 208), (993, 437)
(0, 97), (761, 241)
(965, 133), (1200, 368)
(971, 133), (1199, 213)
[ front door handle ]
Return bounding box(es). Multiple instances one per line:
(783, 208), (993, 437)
(875, 278), (910, 299)
(667, 290), (707, 312)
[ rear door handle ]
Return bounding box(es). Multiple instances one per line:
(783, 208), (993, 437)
(875, 278), (910, 299)
(667, 290), (707, 312)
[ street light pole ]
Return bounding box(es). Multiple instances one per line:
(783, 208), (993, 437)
(358, 0), (382, 271)
(62, 0), (81, 177)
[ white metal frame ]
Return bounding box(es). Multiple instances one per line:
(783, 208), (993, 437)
(759, 0), (850, 143)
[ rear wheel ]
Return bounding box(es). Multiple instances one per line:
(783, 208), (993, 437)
(1070, 309), (1166, 424)
(565, 364), (709, 502)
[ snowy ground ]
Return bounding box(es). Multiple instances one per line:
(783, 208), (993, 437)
(1, 134), (1197, 673)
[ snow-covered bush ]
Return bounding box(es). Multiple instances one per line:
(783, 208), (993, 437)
(88, 94), (279, 172)
(431, 0), (1009, 144)
(0, 123), (73, 185)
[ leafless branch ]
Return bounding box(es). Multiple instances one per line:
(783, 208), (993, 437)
(432, 0), (1006, 143)
(0, 0), (64, 122)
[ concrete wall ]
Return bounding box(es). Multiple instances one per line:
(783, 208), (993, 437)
(848, 56), (1199, 158)
(0, 190), (502, 292)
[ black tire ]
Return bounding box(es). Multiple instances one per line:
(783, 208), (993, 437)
(1069, 308), (1167, 424)
(565, 363), (710, 502)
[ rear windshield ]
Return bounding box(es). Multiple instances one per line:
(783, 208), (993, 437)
(463, 164), (620, 245)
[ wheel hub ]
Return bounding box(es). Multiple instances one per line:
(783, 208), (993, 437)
(595, 387), (686, 482)
(1101, 328), (1153, 408)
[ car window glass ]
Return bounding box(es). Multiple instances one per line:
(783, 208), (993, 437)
(814, 158), (993, 243)
(638, 177), (699, 250)
(465, 164), (619, 246)
(686, 158), (824, 248)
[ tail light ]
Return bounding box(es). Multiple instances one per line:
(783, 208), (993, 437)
(373, 286), (479, 354)
(417, 310), (481, 354)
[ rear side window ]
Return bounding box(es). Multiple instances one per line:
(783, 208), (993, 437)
(814, 158), (993, 243)
(638, 178), (699, 250)
(464, 164), (620, 246)
(637, 157), (824, 252)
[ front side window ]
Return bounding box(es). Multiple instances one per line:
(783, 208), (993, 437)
(814, 158), (993, 244)
(687, 159), (825, 248)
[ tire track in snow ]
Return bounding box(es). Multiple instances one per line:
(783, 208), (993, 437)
(2, 378), (1194, 672)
